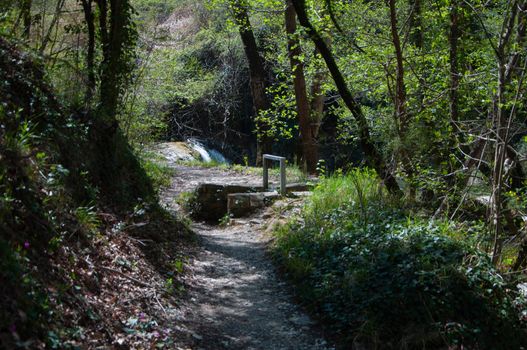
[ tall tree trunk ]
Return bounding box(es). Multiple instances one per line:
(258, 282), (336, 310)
(310, 48), (325, 141)
(388, 0), (408, 133)
(230, 0), (271, 165)
(408, 0), (427, 123)
(292, 0), (400, 193)
(409, 0), (423, 48)
(491, 63), (507, 264)
(285, 0), (318, 174)
(388, 0), (413, 194)
(81, 0), (96, 100)
(88, 0), (154, 205)
(96, 0), (109, 60)
(97, 0), (131, 123)
(489, 0), (526, 264)
(21, 0), (31, 39)
(445, 0), (475, 194)
(449, 0), (461, 133)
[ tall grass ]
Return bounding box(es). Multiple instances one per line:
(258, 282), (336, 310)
(272, 168), (526, 348)
(304, 168), (391, 230)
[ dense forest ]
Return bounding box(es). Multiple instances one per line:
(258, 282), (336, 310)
(2, 0), (527, 348)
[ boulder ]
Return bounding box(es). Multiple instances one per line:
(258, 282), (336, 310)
(192, 183), (262, 222)
(191, 182), (312, 222)
(227, 192), (280, 217)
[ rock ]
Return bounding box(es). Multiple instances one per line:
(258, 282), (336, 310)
(227, 192), (280, 218)
(227, 193), (262, 218)
(191, 182), (311, 221)
(286, 183), (314, 192)
(290, 191), (312, 198)
(155, 142), (200, 162)
(192, 183), (262, 222)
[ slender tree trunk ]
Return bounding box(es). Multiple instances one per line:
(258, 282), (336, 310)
(81, 0), (96, 100)
(409, 0), (423, 48)
(96, 0), (109, 60)
(21, 0), (31, 39)
(39, 0), (66, 54)
(310, 49), (325, 140)
(449, 0), (462, 135)
(491, 65), (507, 264)
(292, 0), (400, 193)
(388, 0), (408, 133)
(285, 0), (318, 174)
(408, 0), (426, 110)
(509, 2), (527, 269)
(489, 1), (526, 264)
(388, 0), (414, 195)
(230, 0), (271, 165)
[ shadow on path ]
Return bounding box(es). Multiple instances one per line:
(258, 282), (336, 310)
(151, 158), (330, 349)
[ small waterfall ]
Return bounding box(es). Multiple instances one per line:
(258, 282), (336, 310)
(208, 149), (229, 164)
(188, 139), (229, 164)
(188, 139), (211, 162)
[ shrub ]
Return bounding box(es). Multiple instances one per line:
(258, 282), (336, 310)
(273, 169), (526, 348)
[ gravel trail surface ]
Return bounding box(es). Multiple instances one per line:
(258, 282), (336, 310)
(159, 159), (330, 350)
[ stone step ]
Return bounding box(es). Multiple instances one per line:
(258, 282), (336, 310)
(227, 192), (280, 218)
(192, 183), (260, 222)
(191, 182), (314, 222)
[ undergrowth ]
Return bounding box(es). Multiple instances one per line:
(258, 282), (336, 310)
(0, 37), (190, 348)
(138, 150), (174, 192)
(273, 169), (527, 349)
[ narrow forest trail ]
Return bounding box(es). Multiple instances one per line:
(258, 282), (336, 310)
(159, 159), (331, 349)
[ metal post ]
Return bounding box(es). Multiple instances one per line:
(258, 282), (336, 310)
(262, 154), (287, 195)
(279, 158), (286, 194)
(263, 157), (269, 191)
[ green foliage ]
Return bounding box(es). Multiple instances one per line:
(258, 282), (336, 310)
(74, 206), (101, 236)
(0, 0), (23, 37)
(255, 80), (298, 141)
(0, 33), (160, 346)
(0, 239), (52, 346)
(0, 106), (56, 345)
(123, 1), (248, 145)
(133, 0), (179, 24)
(176, 190), (200, 216)
(138, 151), (174, 192)
(218, 213), (231, 227)
(304, 168), (389, 228)
(273, 169), (526, 348)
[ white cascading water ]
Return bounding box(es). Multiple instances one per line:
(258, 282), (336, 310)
(187, 138), (229, 164)
(188, 139), (212, 162)
(208, 149), (229, 164)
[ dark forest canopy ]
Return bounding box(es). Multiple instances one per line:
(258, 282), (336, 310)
(2, 0), (527, 348)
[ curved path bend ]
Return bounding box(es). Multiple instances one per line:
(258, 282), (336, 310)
(159, 161), (331, 350)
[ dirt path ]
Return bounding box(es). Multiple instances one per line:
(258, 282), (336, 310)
(160, 163), (331, 350)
